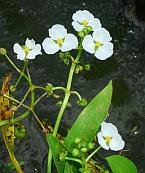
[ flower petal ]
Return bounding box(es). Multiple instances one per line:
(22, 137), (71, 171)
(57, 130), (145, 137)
(33, 44), (42, 55)
(25, 38), (35, 49)
(97, 132), (109, 150)
(95, 42), (113, 60)
(13, 43), (25, 60)
(101, 121), (118, 137)
(109, 134), (125, 151)
(27, 51), (36, 59)
(82, 35), (95, 54)
(93, 28), (112, 43)
(89, 18), (102, 31)
(72, 10), (94, 23)
(27, 44), (42, 59)
(72, 21), (84, 32)
(42, 37), (60, 54)
(61, 34), (78, 52)
(49, 24), (67, 40)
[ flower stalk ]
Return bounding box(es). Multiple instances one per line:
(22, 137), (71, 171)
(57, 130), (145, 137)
(47, 45), (82, 173)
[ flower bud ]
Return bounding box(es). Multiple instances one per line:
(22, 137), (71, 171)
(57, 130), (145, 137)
(84, 64), (91, 71)
(10, 85), (16, 92)
(87, 26), (92, 31)
(72, 148), (79, 156)
(14, 124), (26, 139)
(77, 98), (87, 107)
(0, 48), (6, 55)
(87, 143), (95, 150)
(75, 138), (81, 144)
(45, 83), (53, 95)
(81, 147), (87, 153)
(78, 31), (85, 38)
(59, 150), (68, 162)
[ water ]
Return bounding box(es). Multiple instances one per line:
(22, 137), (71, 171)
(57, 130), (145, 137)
(0, 0), (145, 172)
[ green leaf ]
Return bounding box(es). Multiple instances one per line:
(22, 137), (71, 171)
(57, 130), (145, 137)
(64, 162), (78, 173)
(64, 81), (112, 150)
(47, 134), (66, 173)
(106, 155), (137, 173)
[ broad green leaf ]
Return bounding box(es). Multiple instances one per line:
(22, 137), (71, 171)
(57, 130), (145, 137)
(64, 162), (78, 173)
(64, 81), (112, 150)
(106, 155), (137, 173)
(47, 134), (66, 173)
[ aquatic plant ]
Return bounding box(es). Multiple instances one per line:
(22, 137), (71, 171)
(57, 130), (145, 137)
(0, 10), (137, 173)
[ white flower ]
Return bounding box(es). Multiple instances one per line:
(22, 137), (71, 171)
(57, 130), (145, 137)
(13, 38), (42, 60)
(97, 122), (125, 151)
(72, 10), (101, 32)
(42, 24), (78, 54)
(82, 28), (113, 60)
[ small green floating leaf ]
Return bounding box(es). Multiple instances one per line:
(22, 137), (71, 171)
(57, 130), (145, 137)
(106, 155), (137, 173)
(64, 81), (112, 151)
(47, 134), (66, 173)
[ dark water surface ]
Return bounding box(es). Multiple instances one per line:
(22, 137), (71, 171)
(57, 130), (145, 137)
(0, 0), (145, 173)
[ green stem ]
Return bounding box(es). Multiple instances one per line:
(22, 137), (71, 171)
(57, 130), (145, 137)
(0, 111), (30, 127)
(5, 54), (30, 85)
(65, 157), (82, 165)
(15, 58), (28, 88)
(86, 146), (101, 162)
(47, 47), (82, 173)
(70, 90), (82, 100)
(34, 92), (48, 106)
(17, 88), (31, 109)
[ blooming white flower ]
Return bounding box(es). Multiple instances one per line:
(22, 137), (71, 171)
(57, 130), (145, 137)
(82, 28), (113, 60)
(97, 122), (125, 151)
(13, 38), (42, 60)
(42, 24), (78, 54)
(72, 10), (101, 32)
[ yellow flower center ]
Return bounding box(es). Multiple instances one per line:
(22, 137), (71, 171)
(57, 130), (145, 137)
(95, 41), (103, 48)
(103, 136), (112, 145)
(82, 20), (88, 26)
(56, 38), (64, 45)
(22, 45), (30, 53)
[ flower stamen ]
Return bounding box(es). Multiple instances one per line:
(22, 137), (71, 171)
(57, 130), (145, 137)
(82, 20), (89, 26)
(103, 136), (112, 145)
(95, 41), (103, 48)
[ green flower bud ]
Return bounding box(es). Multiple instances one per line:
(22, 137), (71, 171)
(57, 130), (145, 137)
(87, 26), (93, 31)
(87, 143), (95, 150)
(81, 147), (87, 153)
(14, 124), (26, 139)
(59, 52), (65, 59)
(66, 102), (72, 108)
(103, 170), (109, 173)
(10, 85), (16, 92)
(45, 83), (53, 95)
(72, 148), (79, 156)
(77, 98), (87, 107)
(83, 28), (88, 34)
(59, 150), (68, 162)
(78, 31), (85, 38)
(11, 105), (17, 111)
(59, 52), (69, 65)
(75, 138), (81, 144)
(84, 64), (91, 71)
(0, 48), (6, 55)
(75, 65), (83, 74)
(64, 52), (70, 57)
(56, 100), (63, 107)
